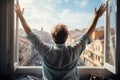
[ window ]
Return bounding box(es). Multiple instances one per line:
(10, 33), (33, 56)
(16, 0), (105, 67)
(14, 0), (117, 74)
(104, 0), (117, 74)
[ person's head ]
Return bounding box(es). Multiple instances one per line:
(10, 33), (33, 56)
(51, 23), (69, 44)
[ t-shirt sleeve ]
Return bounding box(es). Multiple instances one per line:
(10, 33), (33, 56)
(27, 32), (51, 57)
(71, 33), (91, 56)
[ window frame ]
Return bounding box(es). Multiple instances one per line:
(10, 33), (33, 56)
(104, 0), (117, 74)
(14, 4), (19, 70)
(13, 0), (117, 76)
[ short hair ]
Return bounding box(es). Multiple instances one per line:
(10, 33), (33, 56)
(51, 24), (68, 44)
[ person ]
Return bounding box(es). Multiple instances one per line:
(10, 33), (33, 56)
(15, 3), (106, 80)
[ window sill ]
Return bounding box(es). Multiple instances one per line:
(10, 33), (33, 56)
(14, 65), (114, 79)
(14, 66), (106, 75)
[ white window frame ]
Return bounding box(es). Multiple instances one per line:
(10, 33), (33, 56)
(14, 4), (19, 70)
(104, 0), (117, 74)
(13, 0), (117, 76)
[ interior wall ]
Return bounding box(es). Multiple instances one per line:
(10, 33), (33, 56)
(116, 0), (120, 78)
(0, 0), (14, 75)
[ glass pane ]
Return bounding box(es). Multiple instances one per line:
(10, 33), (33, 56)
(106, 0), (116, 66)
(17, 0), (105, 66)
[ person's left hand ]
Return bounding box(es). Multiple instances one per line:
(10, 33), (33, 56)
(15, 3), (24, 17)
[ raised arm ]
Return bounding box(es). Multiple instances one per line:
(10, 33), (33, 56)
(86, 4), (107, 37)
(15, 3), (32, 35)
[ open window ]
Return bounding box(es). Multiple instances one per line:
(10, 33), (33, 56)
(104, 0), (117, 74)
(13, 0), (117, 74)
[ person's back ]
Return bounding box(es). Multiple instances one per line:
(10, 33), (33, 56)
(27, 24), (91, 79)
(42, 44), (78, 80)
(15, 3), (106, 80)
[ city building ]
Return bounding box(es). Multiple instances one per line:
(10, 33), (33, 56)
(67, 28), (104, 66)
(18, 28), (53, 66)
(19, 36), (31, 66)
(66, 29), (84, 45)
(81, 31), (104, 66)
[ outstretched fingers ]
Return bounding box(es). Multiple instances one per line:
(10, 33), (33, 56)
(14, 4), (19, 13)
(100, 4), (104, 9)
(98, 3), (107, 16)
(14, 3), (23, 17)
(17, 2), (21, 10)
(94, 7), (97, 13)
(101, 4), (106, 11)
(100, 3), (106, 10)
(101, 4), (107, 14)
(15, 2), (22, 12)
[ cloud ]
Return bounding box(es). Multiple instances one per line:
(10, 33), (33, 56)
(101, 0), (105, 2)
(19, 0), (32, 4)
(64, 0), (69, 3)
(74, 0), (87, 7)
(18, 0), (104, 32)
(19, 0), (32, 9)
(58, 9), (93, 29)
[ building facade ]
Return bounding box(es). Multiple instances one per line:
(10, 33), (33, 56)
(81, 31), (104, 66)
(67, 28), (104, 66)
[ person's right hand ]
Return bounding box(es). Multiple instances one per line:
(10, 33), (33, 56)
(15, 3), (24, 17)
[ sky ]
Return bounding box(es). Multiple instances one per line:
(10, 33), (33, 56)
(17, 0), (105, 32)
